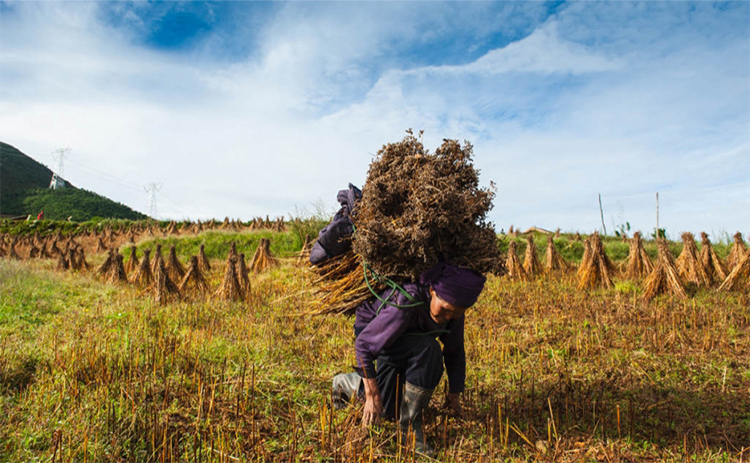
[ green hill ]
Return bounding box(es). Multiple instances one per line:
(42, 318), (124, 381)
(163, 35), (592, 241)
(0, 141), (147, 221)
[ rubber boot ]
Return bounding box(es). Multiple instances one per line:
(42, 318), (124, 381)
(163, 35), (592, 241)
(332, 372), (362, 410)
(399, 382), (434, 457)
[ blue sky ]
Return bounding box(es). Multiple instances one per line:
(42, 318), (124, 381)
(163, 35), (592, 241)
(0, 1), (748, 239)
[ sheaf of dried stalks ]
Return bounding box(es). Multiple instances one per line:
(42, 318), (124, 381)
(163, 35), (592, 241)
(249, 238), (278, 273)
(153, 256), (180, 305)
(699, 232), (727, 284)
(215, 255), (243, 301)
(352, 133), (499, 280)
(643, 239), (688, 301)
(126, 246), (139, 274)
(131, 249), (154, 286)
(179, 256), (210, 295)
(523, 235), (543, 278)
(544, 235), (569, 274)
(108, 253), (128, 284)
(676, 233), (710, 287)
(726, 232), (748, 272)
(308, 252), (381, 316)
(197, 244), (211, 273)
(719, 251), (749, 292)
(577, 233), (614, 290)
(165, 245), (186, 282)
(625, 231), (654, 279)
(505, 241), (527, 281)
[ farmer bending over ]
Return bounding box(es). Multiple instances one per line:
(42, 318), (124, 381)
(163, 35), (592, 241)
(332, 262), (486, 455)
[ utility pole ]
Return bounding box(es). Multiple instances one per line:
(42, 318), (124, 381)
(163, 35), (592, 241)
(598, 193), (607, 236)
(656, 192), (660, 238)
(144, 183), (162, 220)
(49, 148), (71, 189)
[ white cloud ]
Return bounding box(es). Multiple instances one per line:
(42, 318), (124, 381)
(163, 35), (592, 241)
(0, 2), (747, 239)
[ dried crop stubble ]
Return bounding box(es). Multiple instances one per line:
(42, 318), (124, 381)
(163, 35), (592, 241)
(352, 134), (500, 281)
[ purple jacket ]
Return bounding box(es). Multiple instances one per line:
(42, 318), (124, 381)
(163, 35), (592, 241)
(354, 283), (466, 394)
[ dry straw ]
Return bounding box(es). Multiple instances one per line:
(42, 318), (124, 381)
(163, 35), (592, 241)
(309, 252), (380, 316)
(699, 232), (727, 284)
(249, 238), (278, 273)
(179, 256), (210, 295)
(68, 248), (80, 271)
(297, 235), (312, 266)
(165, 245), (186, 282)
(215, 255), (243, 301)
(198, 244), (211, 273)
(522, 235), (543, 278)
(544, 235), (569, 274)
(236, 253), (251, 297)
(505, 241), (527, 281)
(96, 237), (108, 253)
(97, 249), (115, 277)
(126, 246), (139, 274)
(108, 253), (128, 284)
(625, 231), (654, 279)
(56, 251), (69, 270)
(151, 244), (163, 274)
(153, 256), (180, 305)
(643, 239), (688, 301)
(676, 233), (710, 287)
(131, 249), (154, 286)
(577, 233), (614, 290)
(719, 251), (750, 292)
(49, 239), (61, 258)
(352, 132), (499, 280)
(726, 232), (748, 272)
(76, 248), (89, 271)
(28, 244), (40, 259)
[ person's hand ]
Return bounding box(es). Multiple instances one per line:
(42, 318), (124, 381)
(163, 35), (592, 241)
(362, 394), (383, 427)
(361, 378), (383, 427)
(445, 392), (464, 418)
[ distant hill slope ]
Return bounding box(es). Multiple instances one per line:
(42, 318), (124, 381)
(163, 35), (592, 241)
(0, 141), (147, 221)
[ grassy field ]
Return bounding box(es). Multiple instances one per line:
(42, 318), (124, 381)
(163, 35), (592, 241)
(0, 229), (748, 462)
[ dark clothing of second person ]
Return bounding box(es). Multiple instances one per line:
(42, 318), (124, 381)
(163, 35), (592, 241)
(354, 283), (466, 419)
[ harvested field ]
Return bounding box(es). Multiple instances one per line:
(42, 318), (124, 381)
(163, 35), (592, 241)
(0, 223), (747, 463)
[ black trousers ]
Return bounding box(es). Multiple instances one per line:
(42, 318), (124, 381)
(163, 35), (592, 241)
(360, 334), (444, 419)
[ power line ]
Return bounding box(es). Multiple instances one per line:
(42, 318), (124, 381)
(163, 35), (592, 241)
(603, 180), (750, 201)
(65, 158), (143, 192)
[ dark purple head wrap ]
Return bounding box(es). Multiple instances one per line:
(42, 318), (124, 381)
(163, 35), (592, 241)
(419, 262), (486, 308)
